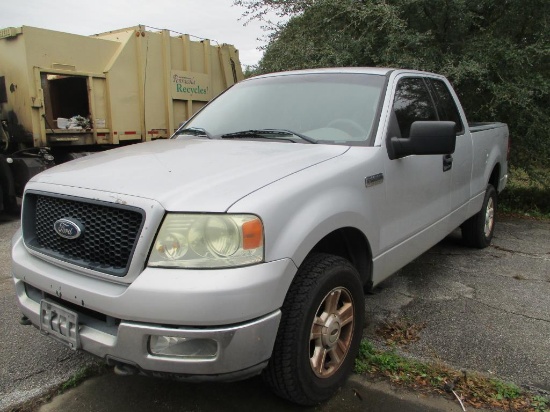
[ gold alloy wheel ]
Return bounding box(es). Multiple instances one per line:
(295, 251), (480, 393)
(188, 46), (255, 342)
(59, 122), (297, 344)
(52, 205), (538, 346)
(309, 287), (354, 378)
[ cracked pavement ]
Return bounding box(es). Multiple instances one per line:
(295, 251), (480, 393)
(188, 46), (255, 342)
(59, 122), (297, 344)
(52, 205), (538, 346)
(365, 217), (550, 394)
(0, 214), (548, 411)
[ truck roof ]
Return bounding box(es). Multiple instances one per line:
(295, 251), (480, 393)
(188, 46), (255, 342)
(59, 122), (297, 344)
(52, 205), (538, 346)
(250, 67), (446, 80)
(252, 67), (393, 79)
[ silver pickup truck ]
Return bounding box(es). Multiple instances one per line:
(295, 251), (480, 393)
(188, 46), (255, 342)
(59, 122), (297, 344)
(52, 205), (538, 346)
(12, 68), (508, 405)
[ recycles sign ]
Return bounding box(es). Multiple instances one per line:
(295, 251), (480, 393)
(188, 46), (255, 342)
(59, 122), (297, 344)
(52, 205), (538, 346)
(171, 71), (212, 101)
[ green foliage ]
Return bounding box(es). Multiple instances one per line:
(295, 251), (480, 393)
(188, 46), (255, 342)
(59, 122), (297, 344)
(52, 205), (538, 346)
(356, 340), (427, 383)
(243, 64), (260, 78)
(59, 364), (106, 393)
(234, 0), (313, 24)
(499, 166), (550, 217)
(491, 379), (521, 401)
(244, 0), (550, 194)
(531, 395), (550, 412)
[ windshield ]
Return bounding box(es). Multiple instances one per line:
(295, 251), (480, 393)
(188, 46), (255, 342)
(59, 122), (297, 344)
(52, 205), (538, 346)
(178, 73), (386, 144)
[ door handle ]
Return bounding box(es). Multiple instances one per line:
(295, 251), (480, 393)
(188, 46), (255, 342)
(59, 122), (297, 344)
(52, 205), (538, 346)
(443, 154), (453, 172)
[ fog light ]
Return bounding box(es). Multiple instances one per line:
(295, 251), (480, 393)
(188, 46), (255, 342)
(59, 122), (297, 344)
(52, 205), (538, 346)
(149, 335), (218, 358)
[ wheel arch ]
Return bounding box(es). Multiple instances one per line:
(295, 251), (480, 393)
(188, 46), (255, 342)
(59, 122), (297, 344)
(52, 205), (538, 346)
(488, 163), (501, 193)
(306, 227), (373, 290)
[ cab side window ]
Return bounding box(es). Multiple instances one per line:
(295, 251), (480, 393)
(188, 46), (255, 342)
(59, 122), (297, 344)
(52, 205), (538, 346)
(427, 78), (464, 134)
(393, 77), (437, 138)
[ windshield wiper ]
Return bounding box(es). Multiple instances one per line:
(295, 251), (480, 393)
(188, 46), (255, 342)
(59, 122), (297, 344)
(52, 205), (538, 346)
(175, 127), (213, 139)
(220, 129), (317, 144)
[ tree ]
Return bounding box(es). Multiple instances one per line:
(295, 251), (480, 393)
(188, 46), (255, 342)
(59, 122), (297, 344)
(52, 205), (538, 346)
(238, 0), (550, 178)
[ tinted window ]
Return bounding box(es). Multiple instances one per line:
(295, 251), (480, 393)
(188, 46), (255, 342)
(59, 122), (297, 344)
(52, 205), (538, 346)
(428, 79), (464, 134)
(393, 78), (437, 138)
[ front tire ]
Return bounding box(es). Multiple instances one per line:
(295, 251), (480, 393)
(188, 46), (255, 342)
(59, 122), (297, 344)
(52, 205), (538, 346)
(263, 253), (365, 405)
(462, 184), (497, 248)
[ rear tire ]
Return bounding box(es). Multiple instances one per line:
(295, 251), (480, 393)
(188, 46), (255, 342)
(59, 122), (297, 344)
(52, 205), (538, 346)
(263, 253), (365, 405)
(462, 184), (497, 248)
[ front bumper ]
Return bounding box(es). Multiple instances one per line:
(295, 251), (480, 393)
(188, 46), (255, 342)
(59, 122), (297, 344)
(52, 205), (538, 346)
(15, 276), (281, 379)
(12, 228), (296, 379)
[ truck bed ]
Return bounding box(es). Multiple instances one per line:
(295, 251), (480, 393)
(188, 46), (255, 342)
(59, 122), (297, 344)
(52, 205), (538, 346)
(469, 122), (507, 133)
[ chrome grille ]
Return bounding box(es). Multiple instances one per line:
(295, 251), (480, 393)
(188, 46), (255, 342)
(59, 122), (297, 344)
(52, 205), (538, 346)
(22, 192), (144, 277)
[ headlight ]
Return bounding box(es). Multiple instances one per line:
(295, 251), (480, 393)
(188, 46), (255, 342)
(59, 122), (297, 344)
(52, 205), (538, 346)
(148, 214), (264, 268)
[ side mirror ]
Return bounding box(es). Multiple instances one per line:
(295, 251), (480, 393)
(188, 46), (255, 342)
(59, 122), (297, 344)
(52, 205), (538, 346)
(387, 121), (456, 160)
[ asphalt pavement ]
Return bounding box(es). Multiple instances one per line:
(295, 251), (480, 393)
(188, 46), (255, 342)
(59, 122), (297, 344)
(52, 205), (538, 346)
(365, 218), (550, 394)
(1, 214), (548, 411)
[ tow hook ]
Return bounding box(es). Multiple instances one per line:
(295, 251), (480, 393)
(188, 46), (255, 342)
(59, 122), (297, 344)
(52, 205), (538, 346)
(19, 316), (32, 325)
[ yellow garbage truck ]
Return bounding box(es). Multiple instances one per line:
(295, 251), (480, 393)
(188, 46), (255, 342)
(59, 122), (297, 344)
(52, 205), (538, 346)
(0, 25), (243, 212)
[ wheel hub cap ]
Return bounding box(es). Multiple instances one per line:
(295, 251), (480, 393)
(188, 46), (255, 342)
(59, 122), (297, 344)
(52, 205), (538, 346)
(322, 315), (341, 347)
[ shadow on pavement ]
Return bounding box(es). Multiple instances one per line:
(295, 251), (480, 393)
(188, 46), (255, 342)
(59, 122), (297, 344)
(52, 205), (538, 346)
(38, 371), (463, 412)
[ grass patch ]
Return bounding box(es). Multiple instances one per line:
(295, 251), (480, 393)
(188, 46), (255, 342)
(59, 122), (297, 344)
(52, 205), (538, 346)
(499, 166), (550, 219)
(355, 340), (549, 411)
(59, 363), (106, 393)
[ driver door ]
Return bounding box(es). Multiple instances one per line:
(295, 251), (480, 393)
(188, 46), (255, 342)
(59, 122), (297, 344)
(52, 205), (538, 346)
(379, 75), (452, 269)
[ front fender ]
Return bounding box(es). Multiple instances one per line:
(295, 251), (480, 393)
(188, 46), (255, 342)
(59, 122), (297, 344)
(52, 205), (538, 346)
(228, 147), (385, 269)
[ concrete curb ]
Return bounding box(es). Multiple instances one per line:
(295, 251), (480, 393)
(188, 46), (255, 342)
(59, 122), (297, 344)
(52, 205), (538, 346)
(34, 371), (492, 412)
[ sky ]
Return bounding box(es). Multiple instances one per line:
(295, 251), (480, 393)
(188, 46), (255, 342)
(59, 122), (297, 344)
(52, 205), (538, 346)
(0, 0), (279, 67)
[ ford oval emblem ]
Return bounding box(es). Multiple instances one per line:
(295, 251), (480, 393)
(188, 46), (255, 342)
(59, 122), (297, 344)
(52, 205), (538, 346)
(53, 218), (83, 239)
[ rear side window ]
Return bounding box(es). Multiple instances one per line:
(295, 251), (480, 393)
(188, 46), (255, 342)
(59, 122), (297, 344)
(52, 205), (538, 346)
(427, 78), (464, 134)
(393, 77), (437, 138)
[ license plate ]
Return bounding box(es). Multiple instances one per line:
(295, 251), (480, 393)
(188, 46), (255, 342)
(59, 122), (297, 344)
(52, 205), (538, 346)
(40, 300), (80, 350)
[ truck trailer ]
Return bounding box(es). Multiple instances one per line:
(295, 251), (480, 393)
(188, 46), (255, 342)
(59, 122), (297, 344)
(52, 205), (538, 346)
(0, 25), (243, 212)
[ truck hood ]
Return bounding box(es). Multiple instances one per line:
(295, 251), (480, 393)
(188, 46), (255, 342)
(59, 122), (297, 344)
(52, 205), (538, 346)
(31, 139), (348, 212)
